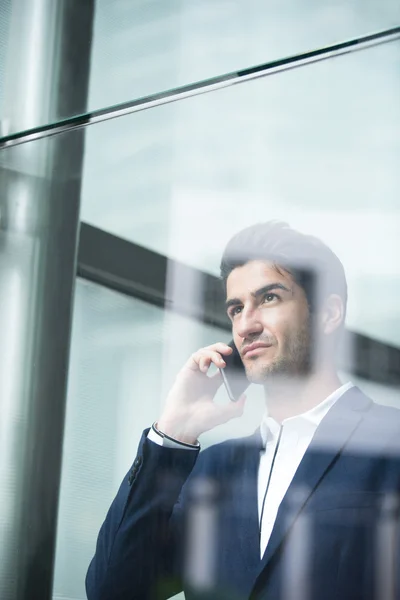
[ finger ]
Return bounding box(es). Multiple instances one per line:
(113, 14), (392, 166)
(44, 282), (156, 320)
(207, 342), (234, 355)
(229, 393), (246, 415)
(207, 351), (226, 370)
(186, 343), (233, 371)
(199, 356), (212, 373)
(213, 393), (247, 424)
(209, 370), (223, 382)
(194, 350), (226, 370)
(186, 353), (207, 372)
(207, 369), (224, 391)
(235, 394), (247, 411)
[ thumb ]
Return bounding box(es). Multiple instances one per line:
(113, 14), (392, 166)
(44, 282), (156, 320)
(214, 393), (247, 425)
(231, 393), (247, 417)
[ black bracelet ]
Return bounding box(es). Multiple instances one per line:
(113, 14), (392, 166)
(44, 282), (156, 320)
(152, 422), (200, 449)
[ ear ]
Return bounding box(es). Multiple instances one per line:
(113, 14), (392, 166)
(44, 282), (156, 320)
(321, 294), (344, 335)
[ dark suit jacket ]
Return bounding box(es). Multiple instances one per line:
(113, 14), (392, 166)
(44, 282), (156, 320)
(86, 386), (400, 600)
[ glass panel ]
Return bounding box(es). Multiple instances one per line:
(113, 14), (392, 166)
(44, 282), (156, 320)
(1, 0), (399, 132)
(81, 39), (400, 347)
(0, 0), (11, 116)
(89, 0), (400, 111)
(1, 28), (398, 600)
(52, 280), (400, 600)
(52, 279), (265, 600)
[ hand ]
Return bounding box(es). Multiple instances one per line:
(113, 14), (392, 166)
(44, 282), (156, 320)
(157, 343), (246, 445)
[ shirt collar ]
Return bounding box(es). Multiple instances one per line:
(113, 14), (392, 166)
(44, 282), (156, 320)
(260, 381), (354, 445)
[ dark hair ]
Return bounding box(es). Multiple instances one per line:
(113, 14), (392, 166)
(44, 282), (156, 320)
(220, 221), (348, 317)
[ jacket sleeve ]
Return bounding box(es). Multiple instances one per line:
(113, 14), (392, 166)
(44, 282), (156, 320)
(85, 428), (199, 600)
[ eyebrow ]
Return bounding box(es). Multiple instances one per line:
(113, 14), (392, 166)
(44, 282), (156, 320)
(225, 283), (291, 311)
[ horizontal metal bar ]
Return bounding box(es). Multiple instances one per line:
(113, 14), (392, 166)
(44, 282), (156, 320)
(77, 223), (400, 386)
(1, 25), (400, 149)
(77, 222), (228, 329)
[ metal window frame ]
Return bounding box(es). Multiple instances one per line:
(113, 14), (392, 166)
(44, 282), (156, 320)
(1, 25), (399, 149)
(78, 223), (400, 386)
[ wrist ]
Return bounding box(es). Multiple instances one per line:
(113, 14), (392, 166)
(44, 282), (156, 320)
(156, 417), (199, 446)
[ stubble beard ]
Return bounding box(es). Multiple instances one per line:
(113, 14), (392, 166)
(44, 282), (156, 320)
(244, 319), (314, 385)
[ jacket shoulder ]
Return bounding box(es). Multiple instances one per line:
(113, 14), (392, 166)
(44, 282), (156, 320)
(367, 400), (400, 428)
(361, 399), (400, 459)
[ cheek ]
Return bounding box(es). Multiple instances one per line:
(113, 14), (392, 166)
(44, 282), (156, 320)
(261, 308), (289, 334)
(263, 308), (304, 343)
(232, 331), (242, 349)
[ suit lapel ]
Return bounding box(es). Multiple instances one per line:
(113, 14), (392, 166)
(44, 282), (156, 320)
(255, 386), (372, 576)
(225, 430), (263, 577)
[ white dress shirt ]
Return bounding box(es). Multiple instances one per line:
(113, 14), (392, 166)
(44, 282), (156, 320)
(258, 381), (353, 556)
(148, 381), (354, 558)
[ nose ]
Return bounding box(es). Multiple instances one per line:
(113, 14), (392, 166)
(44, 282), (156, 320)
(235, 307), (263, 340)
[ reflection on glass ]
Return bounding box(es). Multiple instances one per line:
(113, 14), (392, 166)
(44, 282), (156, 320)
(34, 24), (400, 600)
(89, 0), (400, 114)
(81, 40), (400, 347)
(2, 1), (400, 131)
(81, 221), (400, 600)
(54, 280), (264, 599)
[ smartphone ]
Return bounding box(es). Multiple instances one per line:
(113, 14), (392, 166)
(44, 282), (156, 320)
(219, 340), (249, 402)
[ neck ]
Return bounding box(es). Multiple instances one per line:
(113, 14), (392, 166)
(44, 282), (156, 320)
(264, 366), (343, 423)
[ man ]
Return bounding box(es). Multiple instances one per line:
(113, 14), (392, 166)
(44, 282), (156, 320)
(86, 221), (400, 600)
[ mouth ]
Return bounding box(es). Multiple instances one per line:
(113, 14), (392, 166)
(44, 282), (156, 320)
(242, 343), (272, 358)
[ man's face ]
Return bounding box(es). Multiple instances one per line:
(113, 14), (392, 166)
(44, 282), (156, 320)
(225, 260), (313, 384)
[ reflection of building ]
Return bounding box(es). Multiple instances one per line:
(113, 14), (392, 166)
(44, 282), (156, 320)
(0, 3), (399, 599)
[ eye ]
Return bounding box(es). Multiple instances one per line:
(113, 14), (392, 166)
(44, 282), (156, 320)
(229, 306), (242, 319)
(263, 293), (279, 303)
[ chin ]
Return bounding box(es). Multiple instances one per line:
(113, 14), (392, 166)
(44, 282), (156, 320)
(245, 356), (291, 384)
(245, 362), (276, 384)
(247, 356), (314, 384)
(247, 373), (268, 385)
